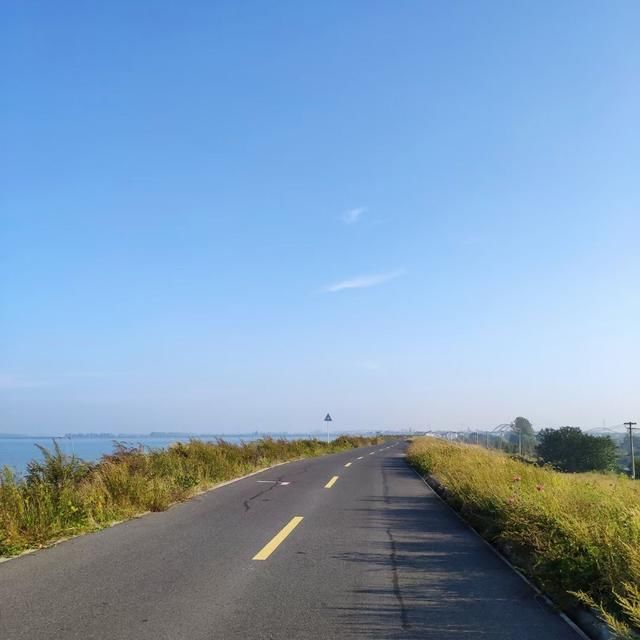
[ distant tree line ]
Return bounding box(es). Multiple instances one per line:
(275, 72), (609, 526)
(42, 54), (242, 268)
(536, 426), (617, 473)
(488, 417), (619, 473)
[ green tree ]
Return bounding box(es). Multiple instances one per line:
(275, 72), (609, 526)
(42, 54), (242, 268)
(510, 416), (536, 455)
(536, 427), (617, 472)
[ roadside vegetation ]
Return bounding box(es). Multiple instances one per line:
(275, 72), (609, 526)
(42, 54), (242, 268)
(459, 418), (622, 472)
(0, 435), (383, 558)
(408, 437), (640, 638)
(536, 426), (618, 472)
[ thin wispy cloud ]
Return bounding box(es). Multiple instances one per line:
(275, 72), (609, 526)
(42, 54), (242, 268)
(0, 371), (116, 390)
(356, 360), (382, 372)
(460, 234), (483, 247)
(324, 269), (405, 293)
(0, 374), (46, 390)
(342, 206), (367, 225)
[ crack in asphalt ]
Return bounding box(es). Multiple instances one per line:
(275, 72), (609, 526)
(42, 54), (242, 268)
(386, 526), (411, 631)
(383, 463), (411, 630)
(243, 475), (285, 512)
(241, 461), (316, 512)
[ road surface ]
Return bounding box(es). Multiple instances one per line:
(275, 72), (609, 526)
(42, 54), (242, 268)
(0, 442), (582, 639)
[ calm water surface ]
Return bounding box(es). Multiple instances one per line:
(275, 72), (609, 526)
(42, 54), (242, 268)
(0, 435), (316, 474)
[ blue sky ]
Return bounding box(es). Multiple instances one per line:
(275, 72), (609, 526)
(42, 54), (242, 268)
(2, 1), (639, 435)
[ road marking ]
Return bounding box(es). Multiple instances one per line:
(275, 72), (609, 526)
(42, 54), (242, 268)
(256, 480), (290, 485)
(369, 452), (375, 455)
(252, 516), (304, 560)
(357, 456), (363, 460)
(325, 475), (339, 488)
(344, 462), (352, 467)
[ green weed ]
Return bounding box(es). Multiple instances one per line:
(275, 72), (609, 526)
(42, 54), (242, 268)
(408, 437), (640, 636)
(0, 435), (384, 557)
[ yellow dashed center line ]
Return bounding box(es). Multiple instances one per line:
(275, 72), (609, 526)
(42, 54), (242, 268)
(344, 462), (352, 467)
(325, 475), (339, 489)
(252, 516), (304, 561)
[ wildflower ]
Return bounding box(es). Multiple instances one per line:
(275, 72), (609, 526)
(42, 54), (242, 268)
(507, 495), (515, 504)
(536, 484), (544, 492)
(512, 475), (521, 482)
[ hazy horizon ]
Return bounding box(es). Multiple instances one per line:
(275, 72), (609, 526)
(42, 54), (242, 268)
(3, 2), (639, 436)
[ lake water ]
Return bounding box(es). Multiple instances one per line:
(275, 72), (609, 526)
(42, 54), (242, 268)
(0, 434), (319, 474)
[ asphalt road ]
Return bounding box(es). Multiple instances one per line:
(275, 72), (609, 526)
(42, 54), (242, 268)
(0, 442), (583, 639)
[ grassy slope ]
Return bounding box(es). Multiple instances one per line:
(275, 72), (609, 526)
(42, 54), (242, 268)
(0, 435), (383, 558)
(407, 437), (640, 638)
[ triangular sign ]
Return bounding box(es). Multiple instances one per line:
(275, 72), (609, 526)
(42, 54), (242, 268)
(324, 413), (332, 422)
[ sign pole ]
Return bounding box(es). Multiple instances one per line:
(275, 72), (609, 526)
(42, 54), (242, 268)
(324, 413), (333, 444)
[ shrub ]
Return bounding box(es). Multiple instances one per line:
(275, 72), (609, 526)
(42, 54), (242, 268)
(408, 437), (640, 637)
(536, 427), (618, 472)
(0, 435), (384, 557)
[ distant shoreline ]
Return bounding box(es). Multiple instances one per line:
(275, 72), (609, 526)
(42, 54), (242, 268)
(0, 431), (391, 440)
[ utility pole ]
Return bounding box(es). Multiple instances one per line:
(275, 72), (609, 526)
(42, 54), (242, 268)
(625, 421), (637, 479)
(519, 430), (522, 456)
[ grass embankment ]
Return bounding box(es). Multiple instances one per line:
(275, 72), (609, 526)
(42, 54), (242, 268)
(408, 438), (640, 639)
(0, 435), (383, 558)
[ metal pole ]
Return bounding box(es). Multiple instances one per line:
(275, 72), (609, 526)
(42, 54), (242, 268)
(518, 428), (522, 456)
(625, 422), (637, 479)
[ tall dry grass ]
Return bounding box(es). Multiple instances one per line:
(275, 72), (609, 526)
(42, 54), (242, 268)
(0, 435), (383, 558)
(408, 437), (640, 638)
